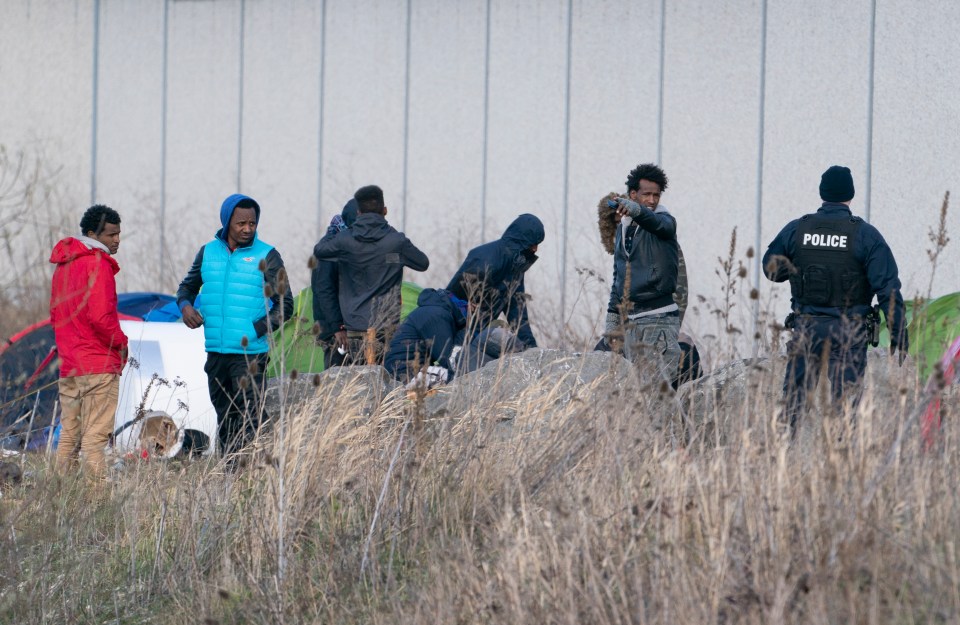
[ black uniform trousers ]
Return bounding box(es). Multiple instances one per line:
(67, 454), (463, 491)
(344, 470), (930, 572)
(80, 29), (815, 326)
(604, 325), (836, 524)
(204, 352), (270, 457)
(782, 315), (868, 430)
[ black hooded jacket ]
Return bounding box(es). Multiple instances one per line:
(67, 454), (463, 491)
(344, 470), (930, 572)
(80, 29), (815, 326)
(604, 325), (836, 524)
(383, 288), (467, 381)
(446, 214), (544, 347)
(313, 212), (429, 332)
(311, 199), (358, 341)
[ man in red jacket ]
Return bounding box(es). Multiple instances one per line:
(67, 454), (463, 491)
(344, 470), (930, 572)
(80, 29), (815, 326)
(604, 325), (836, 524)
(50, 205), (128, 479)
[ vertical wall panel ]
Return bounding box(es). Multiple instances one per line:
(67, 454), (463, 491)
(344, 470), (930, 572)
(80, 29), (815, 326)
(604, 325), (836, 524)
(96, 0), (165, 291)
(0, 3), (93, 205)
(565, 0), (662, 343)
(241, 0), (323, 293)
(402, 0), (487, 289)
(484, 0), (570, 343)
(659, 0), (762, 349)
(163, 0), (243, 274)
(759, 0), (872, 321)
(870, 0), (960, 300)
(320, 0), (407, 233)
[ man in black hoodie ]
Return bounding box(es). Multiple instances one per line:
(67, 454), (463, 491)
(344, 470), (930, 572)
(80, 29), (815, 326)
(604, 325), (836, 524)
(447, 214), (544, 370)
(313, 185), (429, 364)
(311, 198), (358, 368)
(383, 288), (468, 386)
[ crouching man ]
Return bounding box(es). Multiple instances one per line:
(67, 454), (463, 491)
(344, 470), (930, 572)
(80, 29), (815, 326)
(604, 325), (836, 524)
(383, 289), (468, 391)
(447, 214), (544, 371)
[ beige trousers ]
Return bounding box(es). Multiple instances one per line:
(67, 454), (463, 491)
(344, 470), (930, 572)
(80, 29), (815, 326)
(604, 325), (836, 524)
(56, 373), (119, 478)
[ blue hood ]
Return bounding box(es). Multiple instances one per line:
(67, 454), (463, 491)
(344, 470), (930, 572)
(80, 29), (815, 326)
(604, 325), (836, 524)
(219, 193), (260, 230)
(416, 288), (466, 326)
(501, 214), (544, 251)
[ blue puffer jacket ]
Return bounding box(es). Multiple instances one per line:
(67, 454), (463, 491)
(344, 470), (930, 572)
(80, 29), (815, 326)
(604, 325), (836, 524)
(446, 214), (544, 347)
(383, 288), (467, 381)
(176, 194), (295, 355)
(200, 236), (273, 354)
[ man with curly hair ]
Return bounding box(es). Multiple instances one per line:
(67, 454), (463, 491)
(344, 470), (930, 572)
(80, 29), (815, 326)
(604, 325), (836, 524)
(50, 204), (128, 479)
(604, 163), (681, 387)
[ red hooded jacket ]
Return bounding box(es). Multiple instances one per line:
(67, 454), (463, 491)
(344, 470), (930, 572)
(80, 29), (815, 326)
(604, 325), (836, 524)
(49, 237), (128, 377)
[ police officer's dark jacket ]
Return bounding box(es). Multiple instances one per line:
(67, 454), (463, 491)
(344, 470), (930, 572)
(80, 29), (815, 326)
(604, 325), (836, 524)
(607, 205), (679, 315)
(446, 214), (544, 348)
(762, 202), (906, 337)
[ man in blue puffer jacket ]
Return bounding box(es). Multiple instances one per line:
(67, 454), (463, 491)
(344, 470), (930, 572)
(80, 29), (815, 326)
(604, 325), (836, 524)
(177, 194), (294, 459)
(383, 289), (467, 386)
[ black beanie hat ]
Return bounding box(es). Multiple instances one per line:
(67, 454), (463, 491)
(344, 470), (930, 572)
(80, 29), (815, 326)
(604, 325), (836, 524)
(819, 165), (855, 202)
(341, 198), (359, 228)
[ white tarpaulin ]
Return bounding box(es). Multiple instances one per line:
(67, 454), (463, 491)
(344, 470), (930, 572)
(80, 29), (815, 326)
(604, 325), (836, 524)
(114, 320), (216, 455)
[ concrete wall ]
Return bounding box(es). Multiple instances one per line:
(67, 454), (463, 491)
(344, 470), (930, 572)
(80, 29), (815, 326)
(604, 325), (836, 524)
(2, 0), (958, 353)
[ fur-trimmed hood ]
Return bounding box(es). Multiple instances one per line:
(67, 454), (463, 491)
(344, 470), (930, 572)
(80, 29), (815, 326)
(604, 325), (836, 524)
(597, 192), (622, 255)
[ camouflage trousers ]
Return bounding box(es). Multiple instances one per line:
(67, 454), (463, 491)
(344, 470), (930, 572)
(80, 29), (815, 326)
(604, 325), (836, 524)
(623, 312), (681, 387)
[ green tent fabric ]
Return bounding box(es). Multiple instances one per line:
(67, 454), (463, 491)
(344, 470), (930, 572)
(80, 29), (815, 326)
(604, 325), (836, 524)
(905, 292), (960, 381)
(266, 281), (424, 377)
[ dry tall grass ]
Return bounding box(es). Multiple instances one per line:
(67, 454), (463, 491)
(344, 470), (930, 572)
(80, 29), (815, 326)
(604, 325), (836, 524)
(2, 151), (955, 623)
(2, 350), (957, 624)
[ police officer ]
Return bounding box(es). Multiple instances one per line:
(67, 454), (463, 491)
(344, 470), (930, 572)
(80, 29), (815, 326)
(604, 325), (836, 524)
(762, 165), (908, 430)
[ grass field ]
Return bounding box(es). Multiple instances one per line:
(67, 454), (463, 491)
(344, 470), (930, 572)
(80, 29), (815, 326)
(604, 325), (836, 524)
(1, 351), (957, 625)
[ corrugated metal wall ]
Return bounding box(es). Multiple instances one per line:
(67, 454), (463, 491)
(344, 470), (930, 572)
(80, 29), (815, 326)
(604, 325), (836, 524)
(2, 0), (958, 349)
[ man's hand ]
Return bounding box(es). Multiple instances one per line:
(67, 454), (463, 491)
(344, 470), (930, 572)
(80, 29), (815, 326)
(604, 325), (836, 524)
(603, 311), (622, 348)
(334, 330), (348, 351)
(181, 304), (204, 329)
(615, 197), (644, 220)
(891, 329), (909, 367)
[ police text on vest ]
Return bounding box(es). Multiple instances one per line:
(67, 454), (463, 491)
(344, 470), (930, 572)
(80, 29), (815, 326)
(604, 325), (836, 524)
(802, 233), (847, 248)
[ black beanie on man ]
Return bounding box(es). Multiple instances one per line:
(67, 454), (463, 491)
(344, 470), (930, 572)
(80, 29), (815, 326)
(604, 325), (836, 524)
(819, 165), (855, 203)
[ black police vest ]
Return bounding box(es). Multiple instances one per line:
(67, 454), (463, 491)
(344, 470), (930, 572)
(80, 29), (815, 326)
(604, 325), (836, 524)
(789, 214), (872, 308)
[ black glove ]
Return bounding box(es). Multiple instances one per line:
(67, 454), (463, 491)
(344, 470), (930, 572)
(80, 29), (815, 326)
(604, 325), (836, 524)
(890, 328), (909, 366)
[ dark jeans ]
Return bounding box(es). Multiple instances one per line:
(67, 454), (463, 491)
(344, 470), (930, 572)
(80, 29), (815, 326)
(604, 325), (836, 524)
(782, 315), (868, 430)
(317, 339), (348, 370)
(204, 352), (270, 457)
